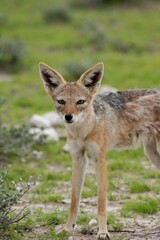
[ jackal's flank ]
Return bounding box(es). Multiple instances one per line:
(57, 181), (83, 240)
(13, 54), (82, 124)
(39, 62), (160, 240)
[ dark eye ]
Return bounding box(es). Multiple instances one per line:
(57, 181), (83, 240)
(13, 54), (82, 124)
(57, 99), (66, 105)
(76, 100), (85, 105)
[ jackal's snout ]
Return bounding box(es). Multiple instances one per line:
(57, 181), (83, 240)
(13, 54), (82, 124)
(65, 113), (73, 124)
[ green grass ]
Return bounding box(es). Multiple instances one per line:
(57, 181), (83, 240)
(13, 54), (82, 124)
(144, 170), (160, 179)
(129, 180), (151, 193)
(121, 196), (160, 217)
(107, 212), (124, 231)
(0, 0), (160, 239)
(34, 193), (63, 203)
(77, 213), (95, 225)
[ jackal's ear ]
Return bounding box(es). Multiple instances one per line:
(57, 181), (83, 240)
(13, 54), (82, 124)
(77, 62), (104, 94)
(39, 62), (66, 96)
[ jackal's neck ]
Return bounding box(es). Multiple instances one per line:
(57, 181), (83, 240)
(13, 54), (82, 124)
(65, 107), (95, 139)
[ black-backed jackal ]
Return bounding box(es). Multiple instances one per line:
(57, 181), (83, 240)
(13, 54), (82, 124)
(39, 62), (160, 239)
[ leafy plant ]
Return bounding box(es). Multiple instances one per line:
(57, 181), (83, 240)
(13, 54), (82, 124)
(0, 123), (35, 161)
(0, 38), (25, 72)
(71, 0), (105, 8)
(0, 14), (8, 26)
(0, 97), (6, 105)
(43, 5), (72, 23)
(64, 59), (93, 79)
(81, 20), (107, 50)
(0, 169), (35, 228)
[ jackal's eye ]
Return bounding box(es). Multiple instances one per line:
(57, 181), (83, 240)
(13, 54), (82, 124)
(76, 99), (85, 105)
(57, 99), (66, 105)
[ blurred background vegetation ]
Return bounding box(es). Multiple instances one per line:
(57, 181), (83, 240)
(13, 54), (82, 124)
(0, 0), (160, 123)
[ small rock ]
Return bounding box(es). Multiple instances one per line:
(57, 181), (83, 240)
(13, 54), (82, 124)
(29, 127), (59, 142)
(63, 143), (70, 153)
(100, 85), (117, 93)
(43, 111), (63, 126)
(30, 114), (51, 128)
(88, 219), (97, 227)
(62, 199), (70, 204)
(29, 128), (42, 141)
(68, 237), (74, 240)
(32, 150), (43, 159)
(42, 128), (59, 142)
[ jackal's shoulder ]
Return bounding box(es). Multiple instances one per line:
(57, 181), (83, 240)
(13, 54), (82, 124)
(94, 89), (160, 111)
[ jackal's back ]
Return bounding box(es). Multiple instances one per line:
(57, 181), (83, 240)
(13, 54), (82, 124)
(96, 89), (160, 110)
(94, 89), (160, 150)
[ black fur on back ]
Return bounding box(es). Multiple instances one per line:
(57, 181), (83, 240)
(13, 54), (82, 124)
(97, 89), (160, 110)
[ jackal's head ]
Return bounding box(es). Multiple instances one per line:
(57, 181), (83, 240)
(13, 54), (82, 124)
(39, 62), (104, 124)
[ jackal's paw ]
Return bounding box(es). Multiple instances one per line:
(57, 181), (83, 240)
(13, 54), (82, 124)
(97, 231), (110, 240)
(57, 228), (70, 236)
(57, 224), (76, 236)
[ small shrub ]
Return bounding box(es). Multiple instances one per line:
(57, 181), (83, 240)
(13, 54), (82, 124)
(72, 0), (145, 8)
(43, 5), (72, 23)
(0, 169), (35, 228)
(0, 96), (6, 105)
(35, 208), (67, 226)
(0, 14), (8, 25)
(0, 99), (46, 162)
(81, 21), (107, 50)
(64, 59), (93, 79)
(72, 0), (105, 8)
(0, 38), (25, 72)
(110, 39), (150, 54)
(0, 123), (35, 161)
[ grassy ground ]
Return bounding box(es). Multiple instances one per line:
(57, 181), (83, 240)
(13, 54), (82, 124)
(0, 1), (160, 239)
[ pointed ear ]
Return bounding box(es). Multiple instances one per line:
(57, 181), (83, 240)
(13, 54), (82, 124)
(39, 62), (66, 96)
(77, 62), (104, 95)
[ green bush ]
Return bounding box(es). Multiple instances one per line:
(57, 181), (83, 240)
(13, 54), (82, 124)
(81, 21), (107, 50)
(0, 169), (35, 228)
(71, 0), (105, 8)
(0, 123), (34, 162)
(72, 0), (154, 8)
(0, 97), (5, 105)
(0, 38), (25, 72)
(0, 14), (8, 25)
(43, 5), (72, 23)
(0, 98), (47, 162)
(64, 59), (93, 79)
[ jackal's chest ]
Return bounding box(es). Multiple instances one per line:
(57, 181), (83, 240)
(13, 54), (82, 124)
(68, 139), (100, 160)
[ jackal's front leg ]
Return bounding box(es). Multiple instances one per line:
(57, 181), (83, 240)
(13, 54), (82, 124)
(96, 156), (110, 240)
(64, 151), (87, 233)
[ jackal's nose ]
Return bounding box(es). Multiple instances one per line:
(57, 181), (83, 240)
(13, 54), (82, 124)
(65, 114), (73, 123)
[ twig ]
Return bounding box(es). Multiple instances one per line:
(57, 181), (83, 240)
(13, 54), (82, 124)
(109, 229), (135, 233)
(11, 203), (30, 223)
(11, 210), (30, 224)
(34, 220), (57, 229)
(153, 194), (160, 200)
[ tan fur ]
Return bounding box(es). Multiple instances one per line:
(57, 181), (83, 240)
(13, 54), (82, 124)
(39, 62), (160, 240)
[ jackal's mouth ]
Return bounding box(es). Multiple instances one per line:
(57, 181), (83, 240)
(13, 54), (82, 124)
(64, 114), (74, 124)
(65, 119), (74, 124)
